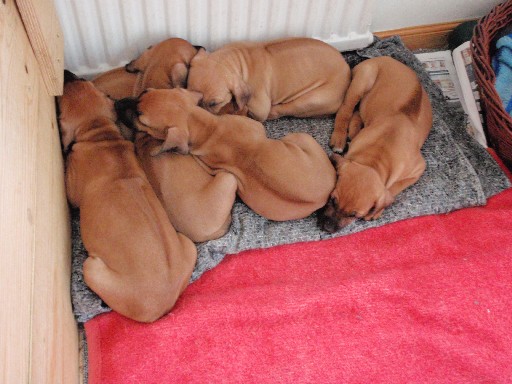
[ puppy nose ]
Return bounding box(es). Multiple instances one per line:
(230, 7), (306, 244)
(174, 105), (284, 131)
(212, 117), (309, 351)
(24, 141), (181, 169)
(317, 199), (340, 233)
(318, 212), (339, 233)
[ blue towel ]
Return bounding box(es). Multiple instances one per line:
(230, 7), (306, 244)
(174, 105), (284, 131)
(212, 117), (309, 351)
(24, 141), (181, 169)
(492, 34), (512, 115)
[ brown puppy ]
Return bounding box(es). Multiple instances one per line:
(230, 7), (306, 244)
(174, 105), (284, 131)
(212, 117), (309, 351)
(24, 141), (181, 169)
(93, 38), (235, 242)
(186, 37), (351, 122)
(319, 57), (433, 233)
(92, 37), (200, 99)
(134, 133), (237, 242)
(125, 37), (200, 95)
(116, 88), (337, 221)
(91, 67), (138, 100)
(58, 71), (197, 322)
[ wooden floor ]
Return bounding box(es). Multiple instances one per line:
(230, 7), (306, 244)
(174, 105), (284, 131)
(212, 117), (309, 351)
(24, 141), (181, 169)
(375, 19), (476, 51)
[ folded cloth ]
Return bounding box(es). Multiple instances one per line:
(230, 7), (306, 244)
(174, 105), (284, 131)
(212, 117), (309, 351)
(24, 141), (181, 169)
(492, 34), (512, 114)
(71, 36), (511, 323)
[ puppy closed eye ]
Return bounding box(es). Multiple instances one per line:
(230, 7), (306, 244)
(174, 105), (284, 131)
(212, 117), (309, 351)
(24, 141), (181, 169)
(208, 101), (219, 108)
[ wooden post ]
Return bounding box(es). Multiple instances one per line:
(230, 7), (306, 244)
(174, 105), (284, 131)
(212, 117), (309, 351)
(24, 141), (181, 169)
(16, 0), (64, 95)
(0, 0), (78, 382)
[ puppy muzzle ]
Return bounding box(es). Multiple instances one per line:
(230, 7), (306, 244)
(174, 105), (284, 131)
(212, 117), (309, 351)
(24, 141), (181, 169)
(317, 197), (356, 233)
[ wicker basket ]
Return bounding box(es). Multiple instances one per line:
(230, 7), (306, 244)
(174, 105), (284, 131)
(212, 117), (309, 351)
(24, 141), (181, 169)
(472, 0), (512, 168)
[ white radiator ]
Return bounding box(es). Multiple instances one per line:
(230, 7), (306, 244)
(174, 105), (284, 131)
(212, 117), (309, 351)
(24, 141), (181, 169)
(54, 0), (375, 78)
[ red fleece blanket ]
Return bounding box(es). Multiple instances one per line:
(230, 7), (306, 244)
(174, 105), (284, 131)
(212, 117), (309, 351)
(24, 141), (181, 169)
(86, 154), (512, 384)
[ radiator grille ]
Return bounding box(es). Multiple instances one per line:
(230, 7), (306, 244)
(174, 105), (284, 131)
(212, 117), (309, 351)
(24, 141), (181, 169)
(55, 0), (374, 77)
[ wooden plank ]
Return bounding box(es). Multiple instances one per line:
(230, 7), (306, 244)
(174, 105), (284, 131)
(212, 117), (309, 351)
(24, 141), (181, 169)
(375, 19), (476, 51)
(31, 68), (79, 384)
(15, 0), (64, 95)
(0, 1), (39, 382)
(0, 0), (79, 382)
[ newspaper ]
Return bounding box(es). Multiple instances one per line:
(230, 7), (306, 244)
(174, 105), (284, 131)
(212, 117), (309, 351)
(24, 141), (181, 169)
(415, 42), (487, 147)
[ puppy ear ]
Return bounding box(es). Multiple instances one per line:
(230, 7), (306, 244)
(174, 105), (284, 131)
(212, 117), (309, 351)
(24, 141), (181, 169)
(232, 79), (251, 112)
(142, 70), (170, 90)
(170, 62), (189, 88)
(151, 126), (189, 156)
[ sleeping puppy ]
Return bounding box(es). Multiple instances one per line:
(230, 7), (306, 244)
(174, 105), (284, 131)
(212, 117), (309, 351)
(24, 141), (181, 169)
(318, 57), (433, 233)
(92, 37), (200, 100)
(92, 39), (235, 242)
(58, 71), (197, 322)
(115, 88), (337, 221)
(186, 37), (351, 122)
(125, 37), (200, 95)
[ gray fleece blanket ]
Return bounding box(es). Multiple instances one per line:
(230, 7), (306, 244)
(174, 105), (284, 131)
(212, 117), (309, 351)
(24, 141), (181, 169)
(71, 37), (511, 323)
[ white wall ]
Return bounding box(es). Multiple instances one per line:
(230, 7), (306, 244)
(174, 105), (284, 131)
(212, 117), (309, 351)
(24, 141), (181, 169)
(372, 0), (503, 32)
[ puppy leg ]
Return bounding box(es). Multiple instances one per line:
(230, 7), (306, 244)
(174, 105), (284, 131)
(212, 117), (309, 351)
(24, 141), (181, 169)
(190, 171), (238, 242)
(362, 190), (394, 221)
(336, 110), (364, 154)
(365, 156), (426, 221)
(83, 254), (156, 322)
(347, 110), (364, 141)
(330, 96), (363, 153)
(330, 63), (378, 152)
(267, 86), (341, 120)
(247, 95), (272, 122)
(387, 156), (426, 197)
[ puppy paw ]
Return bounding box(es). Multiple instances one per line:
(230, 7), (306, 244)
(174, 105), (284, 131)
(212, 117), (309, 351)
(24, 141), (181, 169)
(364, 190), (394, 221)
(329, 133), (349, 154)
(267, 107), (281, 120)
